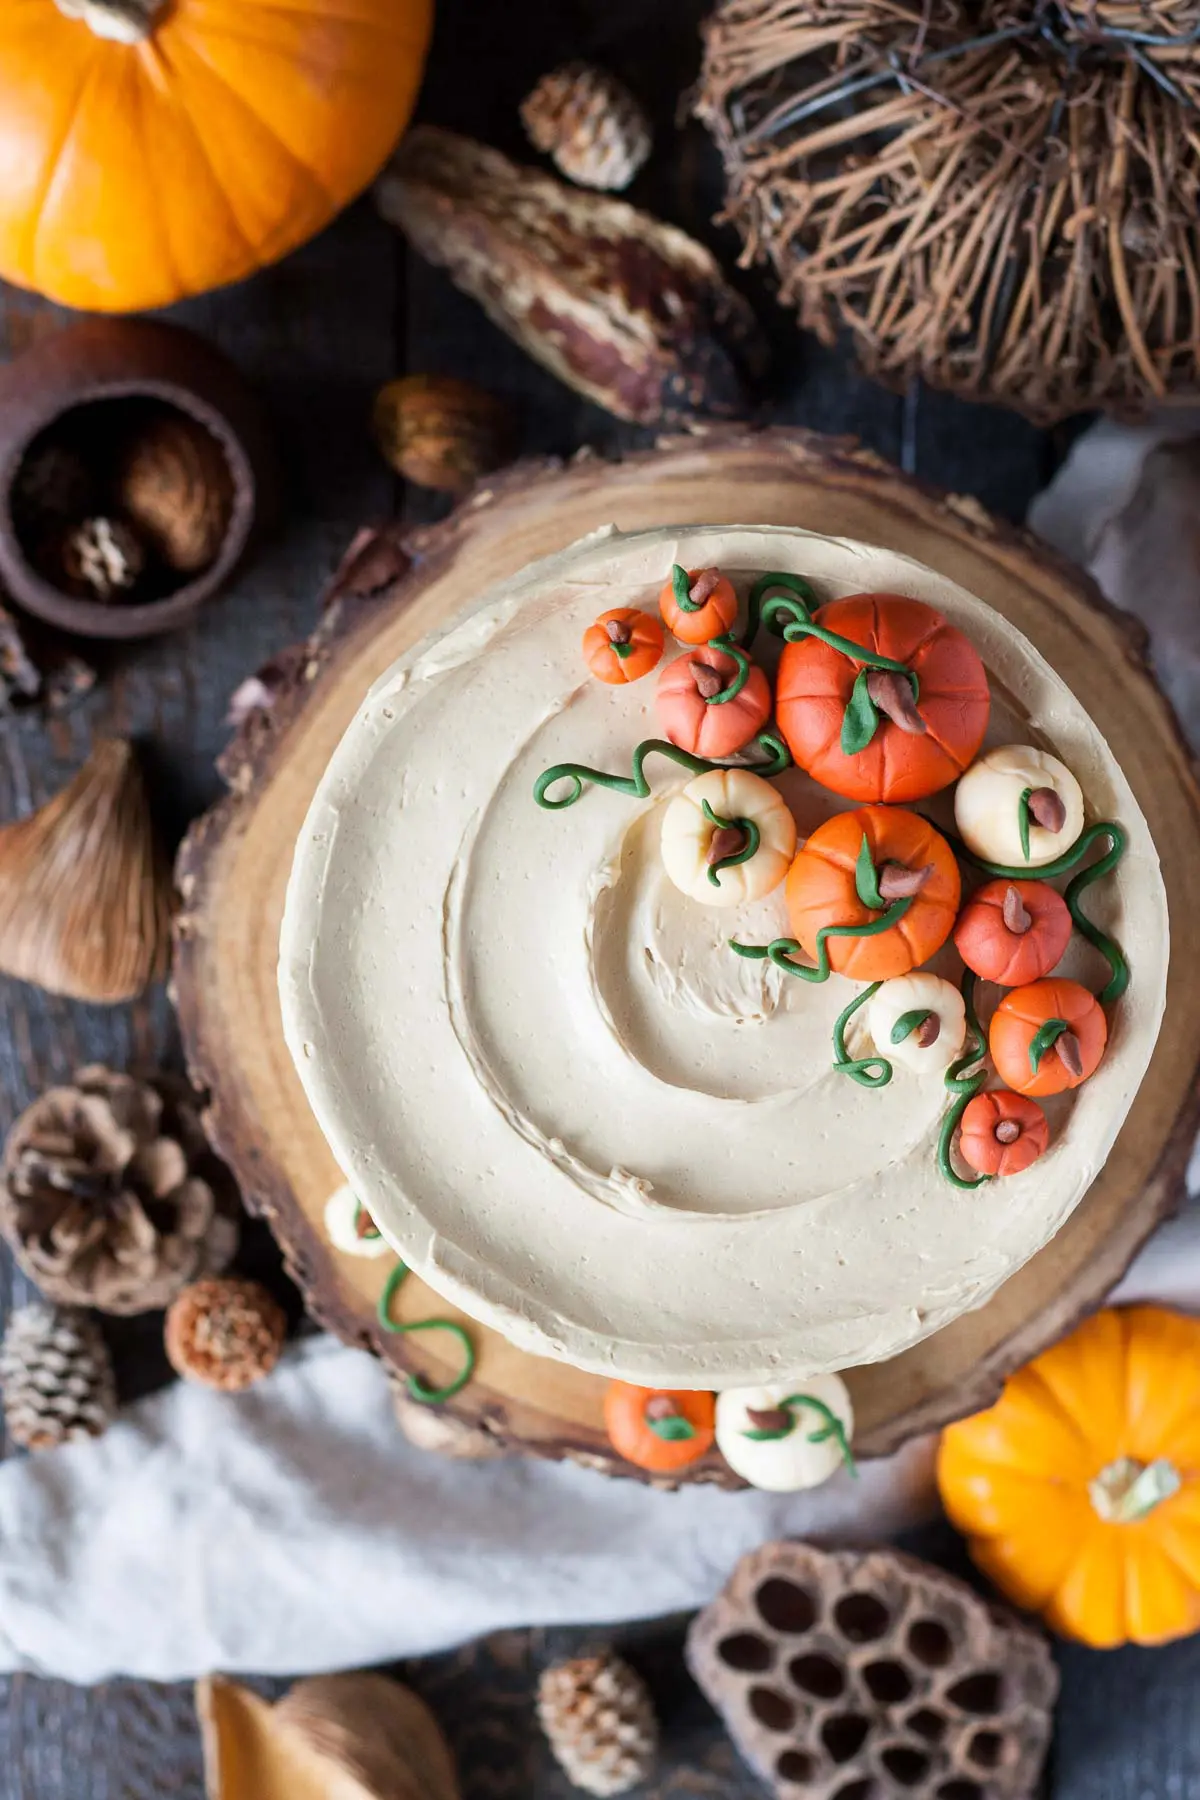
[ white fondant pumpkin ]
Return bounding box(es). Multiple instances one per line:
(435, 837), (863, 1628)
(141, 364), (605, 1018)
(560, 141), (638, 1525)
(323, 1184), (391, 1259)
(954, 745), (1083, 868)
(867, 974), (966, 1074)
(715, 1374), (854, 1491)
(660, 769), (796, 906)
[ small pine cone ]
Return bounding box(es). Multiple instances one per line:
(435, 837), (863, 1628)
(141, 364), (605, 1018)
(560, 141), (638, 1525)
(0, 1304), (116, 1451)
(165, 1278), (286, 1392)
(521, 64), (651, 192)
(1, 1066), (240, 1316)
(537, 1654), (657, 1796)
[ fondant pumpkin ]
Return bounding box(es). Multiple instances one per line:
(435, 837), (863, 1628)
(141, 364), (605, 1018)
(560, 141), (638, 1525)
(775, 594), (989, 802)
(582, 608), (664, 684)
(938, 1306), (1200, 1647)
(658, 565), (738, 644)
(957, 1090), (1050, 1177)
(866, 972), (966, 1074)
(604, 1382), (715, 1473)
(0, 0), (432, 313)
(714, 1375), (855, 1492)
(989, 977), (1107, 1097)
(954, 879), (1072, 985)
(955, 745), (1085, 868)
(785, 806), (960, 982)
(660, 769), (796, 906)
(656, 645), (771, 758)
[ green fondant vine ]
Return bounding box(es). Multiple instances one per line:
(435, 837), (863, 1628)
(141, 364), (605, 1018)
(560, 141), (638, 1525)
(730, 896), (914, 984)
(831, 981), (892, 1088)
(378, 1261), (476, 1405)
(936, 970), (991, 1191)
(534, 732), (791, 810)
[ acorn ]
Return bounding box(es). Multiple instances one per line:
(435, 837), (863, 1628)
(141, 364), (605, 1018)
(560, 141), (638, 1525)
(372, 375), (511, 494)
(116, 411), (235, 574)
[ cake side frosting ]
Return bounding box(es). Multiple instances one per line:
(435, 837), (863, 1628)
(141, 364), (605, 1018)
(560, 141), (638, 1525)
(279, 524), (1169, 1386)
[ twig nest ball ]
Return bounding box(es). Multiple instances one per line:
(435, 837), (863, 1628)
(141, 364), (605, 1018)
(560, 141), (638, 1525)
(866, 973), (966, 1074)
(715, 1374), (854, 1491)
(954, 745), (1084, 869)
(660, 769), (796, 906)
(954, 877), (1072, 985)
(989, 977), (1108, 1098)
(323, 1184), (391, 1260)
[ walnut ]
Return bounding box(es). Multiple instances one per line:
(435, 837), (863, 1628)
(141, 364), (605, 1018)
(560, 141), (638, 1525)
(372, 375), (511, 494)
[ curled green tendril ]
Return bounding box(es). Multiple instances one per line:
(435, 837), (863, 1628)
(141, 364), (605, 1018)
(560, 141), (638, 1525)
(832, 980), (891, 1088)
(701, 798), (761, 887)
(534, 733), (792, 810)
(937, 820), (1130, 1005)
(937, 970), (991, 1191)
(378, 1262), (476, 1404)
(761, 592), (913, 679)
(741, 1395), (858, 1477)
(1018, 786), (1033, 862)
(704, 634), (751, 703)
(671, 562), (699, 612)
(730, 895), (914, 984)
(744, 570), (820, 647)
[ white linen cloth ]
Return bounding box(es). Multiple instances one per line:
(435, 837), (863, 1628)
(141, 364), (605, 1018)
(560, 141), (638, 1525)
(0, 414), (1196, 1682)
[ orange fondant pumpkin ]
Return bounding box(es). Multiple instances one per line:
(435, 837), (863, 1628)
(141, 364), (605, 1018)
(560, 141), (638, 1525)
(784, 805), (960, 982)
(958, 1090), (1050, 1177)
(0, 0), (432, 312)
(939, 1306), (1200, 1647)
(656, 645), (771, 758)
(604, 1382), (715, 1473)
(989, 977), (1107, 1098)
(954, 879), (1072, 986)
(658, 565), (738, 644)
(775, 594), (989, 802)
(583, 608), (664, 684)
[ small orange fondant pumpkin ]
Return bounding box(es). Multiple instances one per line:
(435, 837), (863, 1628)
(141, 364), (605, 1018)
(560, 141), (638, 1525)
(954, 879), (1072, 986)
(939, 1306), (1200, 1647)
(989, 977), (1107, 1098)
(656, 645), (771, 758)
(958, 1090), (1050, 1177)
(604, 1382), (715, 1473)
(784, 805), (960, 982)
(0, 0), (432, 313)
(775, 594), (989, 802)
(583, 608), (664, 684)
(658, 565), (739, 644)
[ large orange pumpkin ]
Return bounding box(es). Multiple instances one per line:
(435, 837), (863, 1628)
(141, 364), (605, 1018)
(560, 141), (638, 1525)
(939, 1307), (1200, 1647)
(775, 594), (989, 802)
(785, 805), (960, 982)
(0, 0), (432, 312)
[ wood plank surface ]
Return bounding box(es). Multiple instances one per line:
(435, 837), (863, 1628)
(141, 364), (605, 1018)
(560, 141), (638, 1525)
(0, 0), (1193, 1794)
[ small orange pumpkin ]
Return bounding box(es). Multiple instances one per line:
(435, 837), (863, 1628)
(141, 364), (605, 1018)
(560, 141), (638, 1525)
(658, 565), (739, 644)
(775, 594), (989, 802)
(582, 608), (664, 684)
(656, 645), (771, 758)
(958, 1090), (1050, 1177)
(954, 879), (1072, 986)
(989, 977), (1107, 1097)
(938, 1306), (1200, 1647)
(604, 1382), (716, 1473)
(784, 805), (960, 982)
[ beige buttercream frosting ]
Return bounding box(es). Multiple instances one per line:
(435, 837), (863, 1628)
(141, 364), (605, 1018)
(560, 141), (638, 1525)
(279, 525), (1169, 1387)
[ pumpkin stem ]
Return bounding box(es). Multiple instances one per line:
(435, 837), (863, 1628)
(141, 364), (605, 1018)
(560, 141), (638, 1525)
(53, 0), (163, 43)
(1089, 1455), (1181, 1523)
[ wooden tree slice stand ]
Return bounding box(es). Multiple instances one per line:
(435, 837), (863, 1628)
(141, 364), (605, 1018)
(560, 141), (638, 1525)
(174, 428), (1200, 1485)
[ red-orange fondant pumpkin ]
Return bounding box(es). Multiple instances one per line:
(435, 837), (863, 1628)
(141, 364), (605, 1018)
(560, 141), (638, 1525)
(656, 645), (771, 758)
(604, 1382), (715, 1473)
(954, 879), (1072, 986)
(958, 1090), (1051, 1177)
(989, 978), (1108, 1098)
(784, 805), (960, 982)
(658, 566), (738, 644)
(582, 608), (664, 684)
(775, 594), (989, 802)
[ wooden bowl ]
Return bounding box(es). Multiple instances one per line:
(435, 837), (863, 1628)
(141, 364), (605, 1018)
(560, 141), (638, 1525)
(0, 318), (276, 640)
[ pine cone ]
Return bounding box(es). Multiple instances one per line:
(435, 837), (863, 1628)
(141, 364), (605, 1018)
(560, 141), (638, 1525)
(537, 1654), (657, 1796)
(0, 1303), (116, 1451)
(1, 1066), (239, 1315)
(521, 64), (651, 192)
(164, 1278), (286, 1391)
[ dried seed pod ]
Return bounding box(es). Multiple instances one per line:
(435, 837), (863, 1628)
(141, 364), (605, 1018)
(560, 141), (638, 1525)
(117, 412), (235, 573)
(521, 63), (652, 191)
(0, 739), (170, 1002)
(372, 375), (511, 494)
(56, 516), (145, 600)
(377, 127), (766, 426)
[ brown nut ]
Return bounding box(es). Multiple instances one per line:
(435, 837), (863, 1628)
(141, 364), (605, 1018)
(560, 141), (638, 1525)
(372, 374), (511, 494)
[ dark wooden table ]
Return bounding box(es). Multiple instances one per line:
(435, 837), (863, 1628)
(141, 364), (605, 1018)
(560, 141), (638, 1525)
(1, 1), (1197, 1795)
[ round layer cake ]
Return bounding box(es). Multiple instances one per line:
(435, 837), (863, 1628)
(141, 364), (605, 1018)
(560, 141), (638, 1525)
(279, 525), (1168, 1388)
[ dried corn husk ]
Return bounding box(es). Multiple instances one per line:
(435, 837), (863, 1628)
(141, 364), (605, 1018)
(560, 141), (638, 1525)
(0, 739), (170, 1002)
(198, 1672), (460, 1800)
